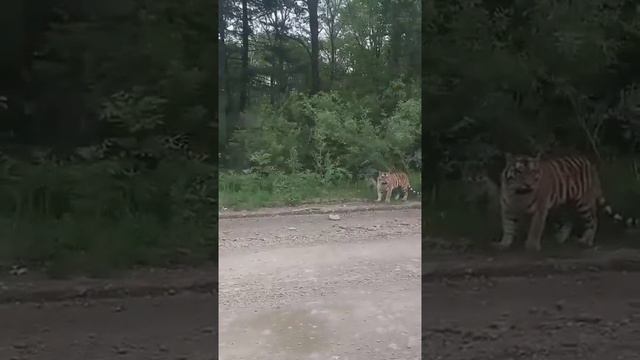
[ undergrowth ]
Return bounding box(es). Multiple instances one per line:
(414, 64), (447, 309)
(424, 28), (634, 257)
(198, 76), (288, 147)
(221, 92), (422, 210)
(0, 159), (216, 278)
(219, 170), (422, 210)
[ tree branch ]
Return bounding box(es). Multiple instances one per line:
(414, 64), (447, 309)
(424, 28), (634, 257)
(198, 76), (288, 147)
(282, 33), (311, 57)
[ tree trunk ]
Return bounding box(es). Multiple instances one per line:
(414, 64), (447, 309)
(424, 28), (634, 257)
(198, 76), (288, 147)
(219, 2), (226, 103)
(329, 32), (336, 85)
(308, 0), (320, 94)
(240, 0), (250, 111)
(389, 5), (401, 76)
(324, 0), (342, 88)
(270, 10), (284, 104)
(219, 1), (228, 150)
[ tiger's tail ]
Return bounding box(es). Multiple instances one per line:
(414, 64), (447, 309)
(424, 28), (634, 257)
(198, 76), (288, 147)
(407, 185), (421, 196)
(598, 197), (640, 227)
(396, 173), (420, 196)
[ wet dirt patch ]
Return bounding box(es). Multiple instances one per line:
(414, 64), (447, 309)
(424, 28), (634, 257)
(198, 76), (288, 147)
(221, 307), (332, 358)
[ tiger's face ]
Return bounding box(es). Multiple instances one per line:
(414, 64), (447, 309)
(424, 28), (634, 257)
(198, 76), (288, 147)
(502, 154), (542, 194)
(377, 172), (391, 187)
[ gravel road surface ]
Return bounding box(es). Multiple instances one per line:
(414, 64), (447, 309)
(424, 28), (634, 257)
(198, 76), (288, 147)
(219, 206), (422, 360)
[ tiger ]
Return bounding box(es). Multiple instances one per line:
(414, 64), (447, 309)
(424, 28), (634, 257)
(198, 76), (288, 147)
(496, 153), (639, 252)
(375, 170), (421, 203)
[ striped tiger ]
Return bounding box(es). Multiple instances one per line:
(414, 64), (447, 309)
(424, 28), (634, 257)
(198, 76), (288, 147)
(375, 170), (421, 203)
(496, 153), (639, 251)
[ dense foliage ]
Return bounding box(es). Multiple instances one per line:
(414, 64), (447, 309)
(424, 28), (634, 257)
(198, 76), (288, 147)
(425, 0), (640, 245)
(426, 0), (640, 187)
(219, 0), (422, 194)
(0, 0), (215, 275)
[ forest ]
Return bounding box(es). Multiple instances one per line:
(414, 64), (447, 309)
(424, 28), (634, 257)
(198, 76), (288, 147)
(425, 0), (640, 247)
(5, 0), (639, 272)
(0, 0), (216, 275)
(218, 0), (423, 209)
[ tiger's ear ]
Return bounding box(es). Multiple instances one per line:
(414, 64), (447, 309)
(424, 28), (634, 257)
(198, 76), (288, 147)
(505, 153), (514, 163)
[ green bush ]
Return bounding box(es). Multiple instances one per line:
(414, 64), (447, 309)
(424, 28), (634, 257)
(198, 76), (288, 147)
(0, 157), (216, 277)
(421, 0), (640, 250)
(228, 91), (421, 183)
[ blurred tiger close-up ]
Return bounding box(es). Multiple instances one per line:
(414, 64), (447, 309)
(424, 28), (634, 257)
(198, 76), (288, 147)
(496, 153), (639, 252)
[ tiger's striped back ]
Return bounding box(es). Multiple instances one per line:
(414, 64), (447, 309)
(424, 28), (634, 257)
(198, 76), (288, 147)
(375, 171), (420, 203)
(501, 155), (601, 212)
(497, 153), (638, 251)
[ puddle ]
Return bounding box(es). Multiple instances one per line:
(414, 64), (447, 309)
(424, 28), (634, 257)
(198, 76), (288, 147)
(221, 306), (344, 358)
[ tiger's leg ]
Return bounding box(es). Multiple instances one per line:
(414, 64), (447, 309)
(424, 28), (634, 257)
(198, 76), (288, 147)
(385, 187), (392, 203)
(375, 182), (384, 202)
(525, 208), (549, 252)
(497, 208), (518, 249)
(394, 188), (401, 200)
(554, 222), (573, 244)
(401, 186), (409, 201)
(576, 203), (598, 247)
(376, 186), (383, 202)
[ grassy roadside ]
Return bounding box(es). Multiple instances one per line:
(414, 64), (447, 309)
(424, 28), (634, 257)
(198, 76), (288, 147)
(219, 170), (422, 210)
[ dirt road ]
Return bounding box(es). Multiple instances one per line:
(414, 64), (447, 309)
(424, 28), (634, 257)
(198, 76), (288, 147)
(0, 292), (216, 360)
(424, 271), (640, 359)
(219, 205), (422, 360)
(4, 201), (640, 360)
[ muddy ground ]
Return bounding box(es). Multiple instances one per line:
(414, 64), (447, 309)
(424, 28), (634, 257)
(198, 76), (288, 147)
(425, 272), (640, 359)
(0, 292), (216, 360)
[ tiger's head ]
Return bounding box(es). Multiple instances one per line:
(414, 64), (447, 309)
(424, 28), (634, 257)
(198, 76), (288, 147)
(377, 171), (391, 187)
(502, 153), (542, 194)
(378, 171), (391, 181)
